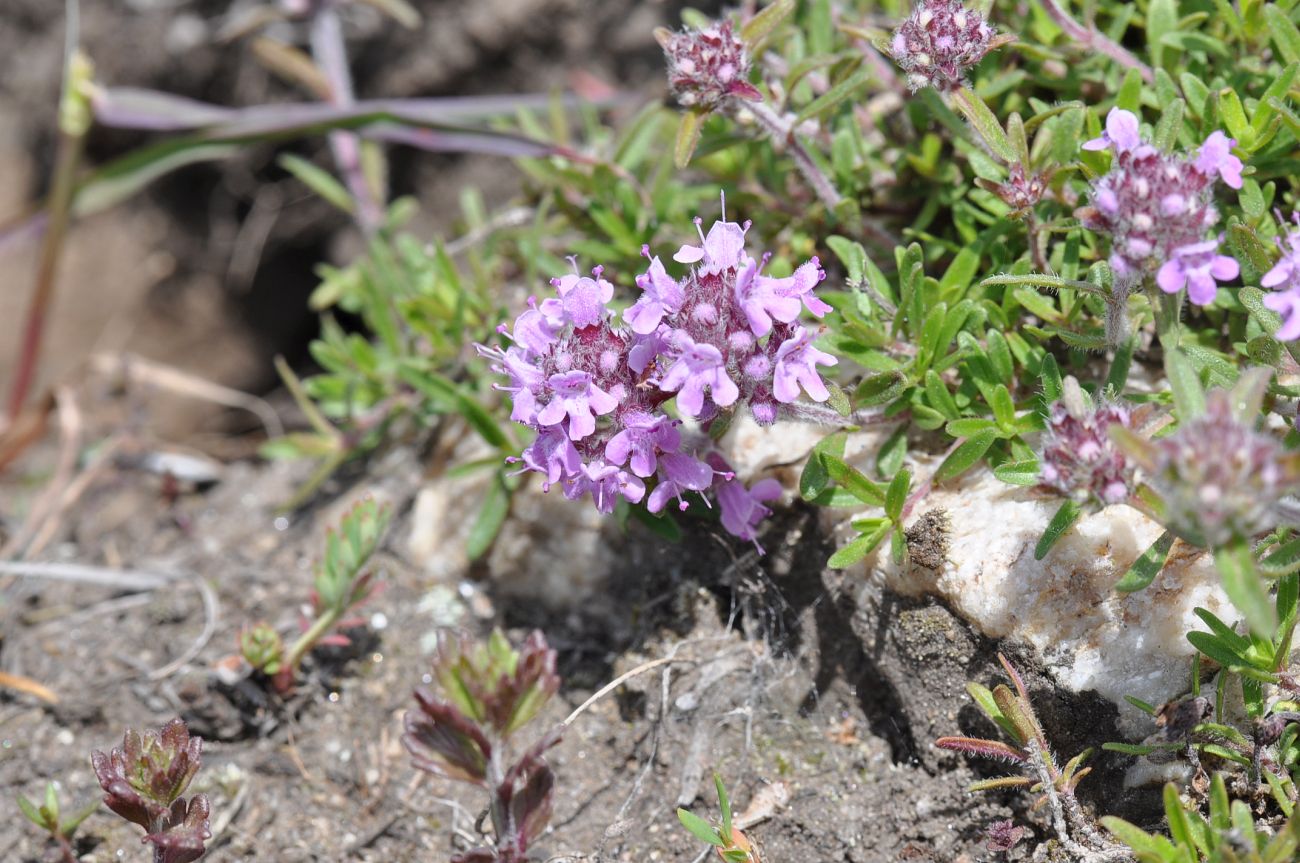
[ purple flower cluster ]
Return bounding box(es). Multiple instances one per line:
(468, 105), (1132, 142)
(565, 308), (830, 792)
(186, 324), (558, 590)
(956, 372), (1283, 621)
(1039, 394), (1136, 508)
(1147, 379), (1300, 547)
(1080, 108), (1242, 304)
(1263, 213), (1300, 340)
(890, 0), (996, 92)
(656, 20), (762, 111)
(479, 202), (835, 550)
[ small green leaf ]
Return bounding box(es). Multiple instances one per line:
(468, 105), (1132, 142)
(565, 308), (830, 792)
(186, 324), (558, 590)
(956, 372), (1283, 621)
(954, 87), (1015, 161)
(1266, 4), (1300, 65)
(674, 108), (707, 168)
(740, 0), (796, 47)
(1035, 500), (1082, 561)
(825, 380), (852, 418)
(800, 432), (847, 501)
(934, 429), (998, 483)
(677, 809), (726, 847)
(1105, 338), (1135, 396)
(715, 774), (733, 838)
(1216, 538), (1277, 636)
(1040, 354), (1063, 406)
(279, 154), (356, 215)
(17, 795), (47, 830)
(795, 66), (870, 126)
(1164, 348), (1206, 419)
(993, 458), (1040, 486)
(823, 455), (887, 506)
(1114, 530), (1175, 592)
(885, 468), (911, 522)
(856, 371), (908, 407)
(1147, 0), (1179, 67)
(466, 473), (510, 561)
(827, 522), (891, 568)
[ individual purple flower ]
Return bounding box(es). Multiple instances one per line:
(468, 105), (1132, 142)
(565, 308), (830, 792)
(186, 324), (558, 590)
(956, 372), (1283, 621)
(1264, 290), (1300, 341)
(1079, 107), (1241, 304)
(626, 250), (684, 334)
(889, 0), (998, 92)
(773, 326), (838, 403)
(712, 463), (783, 552)
(1194, 131), (1244, 189)
(505, 298), (562, 356)
(674, 216), (749, 276)
(605, 413), (680, 478)
(647, 453), (715, 513)
(656, 19), (762, 111)
(659, 335), (739, 416)
(735, 258), (803, 337)
(1082, 107), (1143, 154)
(761, 257), (831, 318)
(551, 266), (614, 328)
(564, 459), (646, 513)
(1262, 216), (1300, 340)
(519, 427), (583, 489)
(1157, 239), (1240, 305)
(536, 371), (618, 440)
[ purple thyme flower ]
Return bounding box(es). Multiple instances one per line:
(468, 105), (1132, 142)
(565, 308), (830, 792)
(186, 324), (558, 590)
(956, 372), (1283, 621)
(710, 454), (783, 552)
(551, 266), (615, 328)
(773, 325), (838, 403)
(626, 250), (684, 334)
(605, 412), (680, 478)
(656, 19), (762, 111)
(1195, 131), (1244, 189)
(1082, 108), (1146, 155)
(536, 370), (618, 441)
(519, 427), (583, 490)
(479, 195), (833, 548)
(1137, 369), (1300, 547)
(734, 258), (803, 337)
(1038, 379), (1136, 508)
(563, 459), (646, 514)
(647, 452), (715, 513)
(1262, 215), (1300, 340)
(1157, 239), (1240, 305)
(889, 0), (998, 92)
(674, 216), (749, 276)
(659, 333), (740, 417)
(1080, 108), (1241, 304)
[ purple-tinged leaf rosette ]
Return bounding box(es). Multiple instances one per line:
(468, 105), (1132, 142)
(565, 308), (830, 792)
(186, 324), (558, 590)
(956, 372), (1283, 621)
(1079, 107), (1242, 304)
(91, 719), (212, 863)
(478, 199), (836, 551)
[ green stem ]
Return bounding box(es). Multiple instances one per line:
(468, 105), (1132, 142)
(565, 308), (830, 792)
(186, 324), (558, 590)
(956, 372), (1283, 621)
(283, 606), (342, 679)
(1154, 287), (1184, 350)
(7, 52), (93, 421)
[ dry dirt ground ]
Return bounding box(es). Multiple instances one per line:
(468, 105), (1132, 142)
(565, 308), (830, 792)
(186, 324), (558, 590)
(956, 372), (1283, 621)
(1, 419), (1127, 863)
(1, 1), (1163, 861)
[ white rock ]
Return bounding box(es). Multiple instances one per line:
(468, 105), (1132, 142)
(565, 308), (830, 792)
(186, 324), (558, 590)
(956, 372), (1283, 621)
(861, 467), (1238, 736)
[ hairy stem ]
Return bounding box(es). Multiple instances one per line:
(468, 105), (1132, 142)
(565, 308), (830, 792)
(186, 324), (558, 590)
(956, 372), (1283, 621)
(1038, 0), (1154, 84)
(743, 101), (844, 212)
(311, 2), (384, 234)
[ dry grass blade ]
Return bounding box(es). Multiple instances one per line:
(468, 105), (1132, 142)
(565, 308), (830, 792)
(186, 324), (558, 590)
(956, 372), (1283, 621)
(0, 669), (59, 704)
(91, 352), (285, 438)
